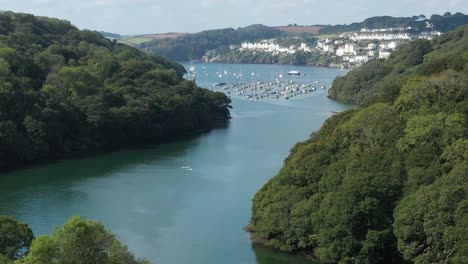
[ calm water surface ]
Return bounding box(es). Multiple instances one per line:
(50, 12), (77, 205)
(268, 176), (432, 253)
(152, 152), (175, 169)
(0, 63), (352, 264)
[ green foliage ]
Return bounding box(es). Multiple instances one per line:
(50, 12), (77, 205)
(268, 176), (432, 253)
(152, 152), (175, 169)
(251, 26), (468, 263)
(0, 255), (12, 264)
(394, 163), (467, 264)
(320, 16), (415, 35)
(0, 11), (231, 169)
(208, 49), (338, 67)
(0, 216), (149, 264)
(19, 216), (147, 264)
(0, 216), (34, 260)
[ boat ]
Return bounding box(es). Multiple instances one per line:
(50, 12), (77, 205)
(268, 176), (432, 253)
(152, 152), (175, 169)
(287, 71), (300, 76)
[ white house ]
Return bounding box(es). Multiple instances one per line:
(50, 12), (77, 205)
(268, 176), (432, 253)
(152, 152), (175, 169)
(379, 41), (398, 50)
(354, 55), (369, 63)
(351, 32), (412, 41)
(379, 50), (392, 59)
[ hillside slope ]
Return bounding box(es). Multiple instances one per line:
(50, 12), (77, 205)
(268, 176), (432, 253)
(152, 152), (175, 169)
(0, 12), (231, 170)
(140, 24), (283, 61)
(251, 26), (468, 264)
(328, 25), (468, 104)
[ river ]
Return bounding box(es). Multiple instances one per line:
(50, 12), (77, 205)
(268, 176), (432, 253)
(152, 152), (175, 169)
(0, 63), (352, 264)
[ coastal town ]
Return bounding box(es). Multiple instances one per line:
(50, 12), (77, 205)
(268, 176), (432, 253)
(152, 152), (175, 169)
(234, 25), (441, 68)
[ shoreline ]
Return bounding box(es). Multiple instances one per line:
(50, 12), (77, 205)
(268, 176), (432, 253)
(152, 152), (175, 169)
(244, 225), (321, 263)
(190, 59), (354, 70)
(0, 119), (230, 173)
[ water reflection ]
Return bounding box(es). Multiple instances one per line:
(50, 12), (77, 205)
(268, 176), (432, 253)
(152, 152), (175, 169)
(253, 244), (316, 264)
(0, 138), (212, 237)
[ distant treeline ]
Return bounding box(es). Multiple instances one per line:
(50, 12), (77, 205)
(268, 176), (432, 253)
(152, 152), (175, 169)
(0, 11), (231, 170)
(99, 31), (122, 39)
(319, 12), (468, 34)
(251, 25), (468, 263)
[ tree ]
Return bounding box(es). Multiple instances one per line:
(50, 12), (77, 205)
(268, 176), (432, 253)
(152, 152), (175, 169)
(20, 216), (148, 264)
(0, 216), (34, 260)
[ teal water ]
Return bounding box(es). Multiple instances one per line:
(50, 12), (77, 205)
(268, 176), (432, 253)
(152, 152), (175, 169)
(0, 63), (351, 264)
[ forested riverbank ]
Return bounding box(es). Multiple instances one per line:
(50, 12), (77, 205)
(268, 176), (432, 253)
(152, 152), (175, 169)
(250, 25), (468, 263)
(0, 12), (231, 170)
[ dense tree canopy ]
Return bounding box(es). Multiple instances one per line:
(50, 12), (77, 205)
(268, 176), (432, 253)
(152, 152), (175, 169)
(251, 26), (468, 263)
(0, 216), (34, 260)
(0, 216), (148, 264)
(0, 11), (231, 170)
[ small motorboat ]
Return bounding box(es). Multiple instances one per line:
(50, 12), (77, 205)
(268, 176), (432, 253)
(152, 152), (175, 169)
(287, 71), (300, 75)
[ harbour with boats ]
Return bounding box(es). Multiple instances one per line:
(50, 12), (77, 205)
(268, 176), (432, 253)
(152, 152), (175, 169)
(183, 62), (348, 101)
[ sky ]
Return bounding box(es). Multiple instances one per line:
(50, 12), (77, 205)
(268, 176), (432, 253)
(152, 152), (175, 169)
(0, 0), (467, 35)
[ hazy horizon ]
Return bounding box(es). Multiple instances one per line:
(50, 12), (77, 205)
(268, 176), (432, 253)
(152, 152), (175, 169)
(0, 0), (467, 35)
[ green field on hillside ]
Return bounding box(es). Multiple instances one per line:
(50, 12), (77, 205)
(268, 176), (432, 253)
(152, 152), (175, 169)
(118, 37), (153, 45)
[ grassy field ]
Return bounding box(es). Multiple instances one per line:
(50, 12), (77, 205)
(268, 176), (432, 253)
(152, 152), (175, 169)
(274, 26), (323, 34)
(116, 33), (187, 46)
(118, 37), (153, 45)
(315, 34), (340, 39)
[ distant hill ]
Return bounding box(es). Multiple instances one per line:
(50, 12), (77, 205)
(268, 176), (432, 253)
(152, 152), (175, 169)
(113, 33), (188, 47)
(320, 12), (468, 34)
(114, 12), (468, 62)
(328, 24), (468, 104)
(273, 25), (324, 34)
(140, 24), (284, 61)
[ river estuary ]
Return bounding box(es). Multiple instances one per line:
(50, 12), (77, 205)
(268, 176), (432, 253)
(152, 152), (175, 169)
(0, 63), (352, 264)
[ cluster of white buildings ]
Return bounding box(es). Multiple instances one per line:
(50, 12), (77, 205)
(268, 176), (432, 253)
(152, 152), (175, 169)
(317, 37), (398, 62)
(316, 27), (442, 65)
(349, 32), (412, 41)
(240, 40), (313, 55)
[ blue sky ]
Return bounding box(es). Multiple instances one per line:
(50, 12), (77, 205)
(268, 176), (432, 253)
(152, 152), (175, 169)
(0, 0), (466, 35)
